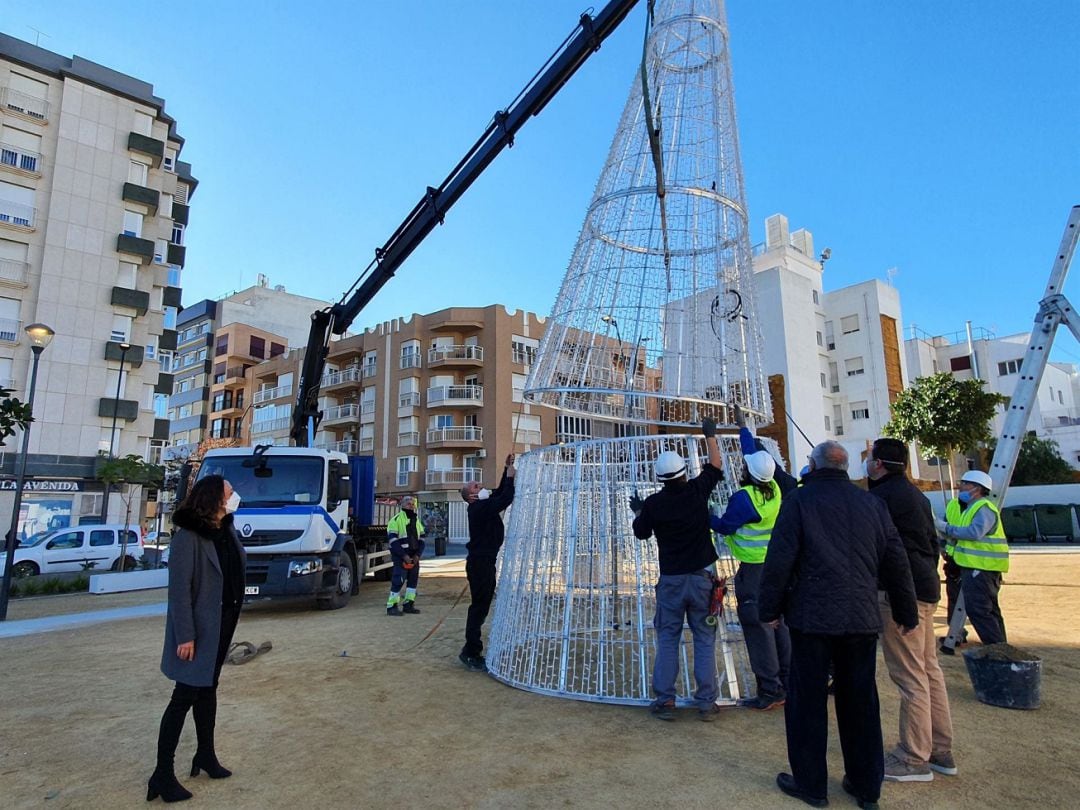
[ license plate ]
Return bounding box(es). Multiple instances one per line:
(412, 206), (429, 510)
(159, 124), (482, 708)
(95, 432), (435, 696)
(244, 586), (259, 595)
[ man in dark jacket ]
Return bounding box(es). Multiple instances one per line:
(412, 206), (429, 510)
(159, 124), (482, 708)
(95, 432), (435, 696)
(759, 441), (917, 809)
(866, 438), (955, 783)
(459, 454), (515, 672)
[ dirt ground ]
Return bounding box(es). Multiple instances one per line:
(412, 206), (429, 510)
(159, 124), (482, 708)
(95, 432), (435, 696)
(2, 551), (1078, 809)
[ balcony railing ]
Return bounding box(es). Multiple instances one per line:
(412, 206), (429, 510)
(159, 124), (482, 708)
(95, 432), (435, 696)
(428, 345), (484, 364)
(0, 317), (21, 343)
(362, 364), (377, 378)
(0, 143), (41, 174)
(400, 352), (422, 369)
(427, 426), (483, 444)
(0, 258), (28, 285)
(322, 367), (361, 387)
(2, 88), (48, 122)
(512, 350), (537, 365)
(253, 383), (292, 404)
(323, 403), (359, 423)
(397, 431), (420, 447)
(361, 401), (375, 414)
(514, 429), (542, 445)
(426, 468), (482, 486)
(0, 199), (35, 228)
(318, 438), (358, 454)
(426, 384), (483, 406)
(399, 392), (420, 408)
(251, 416), (291, 434)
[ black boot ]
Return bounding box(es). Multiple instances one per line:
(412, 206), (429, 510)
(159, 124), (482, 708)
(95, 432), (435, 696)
(403, 601), (421, 614)
(149, 686), (196, 802)
(190, 687), (232, 779)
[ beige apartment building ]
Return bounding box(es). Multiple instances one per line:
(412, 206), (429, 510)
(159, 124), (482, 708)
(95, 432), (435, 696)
(0, 34), (192, 536)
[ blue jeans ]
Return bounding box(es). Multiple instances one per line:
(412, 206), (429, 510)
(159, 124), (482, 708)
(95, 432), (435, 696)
(652, 571), (717, 707)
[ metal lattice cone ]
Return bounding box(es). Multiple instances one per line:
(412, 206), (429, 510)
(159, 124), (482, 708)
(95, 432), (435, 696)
(524, 0), (769, 427)
(489, 1), (774, 705)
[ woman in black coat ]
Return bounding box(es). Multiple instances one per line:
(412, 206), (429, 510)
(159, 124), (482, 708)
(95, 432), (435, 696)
(148, 475), (246, 803)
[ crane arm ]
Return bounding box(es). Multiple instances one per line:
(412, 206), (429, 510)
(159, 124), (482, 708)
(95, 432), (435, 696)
(291, 0), (641, 445)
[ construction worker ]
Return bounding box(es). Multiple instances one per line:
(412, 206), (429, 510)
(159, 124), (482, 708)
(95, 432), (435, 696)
(385, 495), (425, 616)
(936, 470), (1008, 645)
(631, 418), (725, 721)
(711, 448), (790, 711)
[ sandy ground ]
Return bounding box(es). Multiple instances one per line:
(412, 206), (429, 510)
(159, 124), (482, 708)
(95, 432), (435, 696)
(2, 551), (1078, 809)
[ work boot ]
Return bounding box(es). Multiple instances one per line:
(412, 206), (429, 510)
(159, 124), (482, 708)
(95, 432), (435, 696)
(402, 601), (421, 614)
(459, 651), (487, 672)
(387, 605), (403, 616)
(649, 700), (676, 721)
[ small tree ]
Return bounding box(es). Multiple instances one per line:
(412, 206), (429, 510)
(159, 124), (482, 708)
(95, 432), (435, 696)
(985, 433), (1075, 486)
(97, 454), (165, 571)
(0, 387), (34, 446)
(884, 373), (1007, 490)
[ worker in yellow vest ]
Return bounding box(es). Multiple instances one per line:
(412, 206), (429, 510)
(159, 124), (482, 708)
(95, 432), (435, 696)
(385, 495), (426, 616)
(935, 470), (1008, 645)
(711, 450), (790, 710)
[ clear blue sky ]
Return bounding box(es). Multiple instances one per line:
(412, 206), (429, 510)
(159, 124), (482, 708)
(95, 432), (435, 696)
(7, 1), (1079, 354)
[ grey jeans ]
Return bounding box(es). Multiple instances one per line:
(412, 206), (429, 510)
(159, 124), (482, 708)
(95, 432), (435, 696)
(652, 570), (717, 707)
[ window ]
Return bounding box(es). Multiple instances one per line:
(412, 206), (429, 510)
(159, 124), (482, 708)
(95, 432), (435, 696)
(1, 124), (42, 172)
(160, 193), (173, 219)
(400, 340), (421, 368)
(396, 456), (417, 486)
(0, 297), (18, 340)
(0, 181), (34, 227)
(512, 373), (527, 403)
(363, 350), (377, 378)
(270, 342), (285, 358)
(128, 160), (149, 186)
(164, 148), (177, 172)
(1059, 390), (1065, 405)
(512, 335), (539, 365)
(90, 529), (115, 547)
(820, 372), (827, 389)
(431, 413), (453, 429)
(816, 331), (823, 347)
(154, 393), (169, 419)
(216, 335), (229, 356)
(163, 306), (178, 330)
(133, 110), (154, 137)
(399, 377), (420, 407)
(845, 357), (864, 377)
(824, 415), (831, 431)
(170, 223), (184, 245)
(167, 266), (181, 287)
(840, 315), (859, 335)
(851, 401), (870, 420)
(212, 392), (233, 411)
(812, 289), (820, 305)
(153, 239), (167, 264)
(122, 210), (143, 238)
(950, 355), (972, 372)
(111, 315), (132, 343)
(116, 261), (137, 289)
(398, 416), (419, 446)
(997, 359), (1022, 376)
(512, 413), (541, 444)
(556, 415), (592, 442)
(824, 321), (836, 351)
(158, 349), (174, 373)
(145, 343), (156, 362)
(104, 368), (128, 399)
(47, 531), (83, 551)
(249, 335), (265, 358)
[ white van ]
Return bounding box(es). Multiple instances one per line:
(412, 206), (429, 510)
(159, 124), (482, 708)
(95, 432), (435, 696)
(0, 525), (142, 577)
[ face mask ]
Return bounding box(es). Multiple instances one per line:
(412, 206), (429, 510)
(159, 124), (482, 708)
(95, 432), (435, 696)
(224, 492), (241, 513)
(476, 488), (491, 501)
(957, 490), (972, 504)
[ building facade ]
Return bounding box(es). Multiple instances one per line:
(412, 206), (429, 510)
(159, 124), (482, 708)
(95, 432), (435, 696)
(0, 34), (192, 536)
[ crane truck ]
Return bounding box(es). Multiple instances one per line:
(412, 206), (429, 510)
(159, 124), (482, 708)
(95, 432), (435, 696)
(185, 1), (642, 609)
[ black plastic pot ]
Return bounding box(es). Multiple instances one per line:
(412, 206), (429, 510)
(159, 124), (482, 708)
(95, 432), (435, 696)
(963, 644), (1042, 710)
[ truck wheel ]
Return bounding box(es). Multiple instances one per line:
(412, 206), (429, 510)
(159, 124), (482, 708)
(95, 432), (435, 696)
(317, 552), (354, 610)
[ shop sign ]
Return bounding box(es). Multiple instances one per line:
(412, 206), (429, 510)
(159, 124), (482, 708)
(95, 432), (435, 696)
(0, 479), (85, 492)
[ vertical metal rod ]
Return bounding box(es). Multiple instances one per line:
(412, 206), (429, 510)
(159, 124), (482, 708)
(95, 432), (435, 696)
(101, 344), (130, 524)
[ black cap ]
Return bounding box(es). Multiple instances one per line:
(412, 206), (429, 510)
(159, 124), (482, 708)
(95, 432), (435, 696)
(872, 438), (908, 467)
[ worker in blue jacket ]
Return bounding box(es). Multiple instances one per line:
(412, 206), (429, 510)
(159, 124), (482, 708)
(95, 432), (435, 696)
(385, 495), (425, 616)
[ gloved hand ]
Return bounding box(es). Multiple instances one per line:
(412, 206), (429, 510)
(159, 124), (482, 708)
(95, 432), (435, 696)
(733, 404), (746, 429)
(629, 493), (644, 514)
(702, 417), (717, 439)
(934, 518), (949, 537)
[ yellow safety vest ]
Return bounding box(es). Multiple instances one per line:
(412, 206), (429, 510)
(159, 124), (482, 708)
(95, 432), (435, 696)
(387, 510), (424, 541)
(945, 497), (1009, 573)
(725, 481), (781, 564)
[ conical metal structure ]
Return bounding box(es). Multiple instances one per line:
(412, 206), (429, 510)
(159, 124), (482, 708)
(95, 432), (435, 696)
(487, 0), (773, 705)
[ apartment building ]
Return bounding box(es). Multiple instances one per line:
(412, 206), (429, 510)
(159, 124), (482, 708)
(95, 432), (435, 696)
(0, 34), (192, 536)
(751, 214), (909, 474)
(905, 327), (1080, 469)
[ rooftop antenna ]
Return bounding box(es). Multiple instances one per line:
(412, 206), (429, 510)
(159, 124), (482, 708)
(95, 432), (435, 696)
(886, 266), (899, 286)
(27, 27), (50, 47)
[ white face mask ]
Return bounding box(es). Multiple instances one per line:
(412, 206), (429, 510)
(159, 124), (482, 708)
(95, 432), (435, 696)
(224, 492), (241, 514)
(476, 488), (491, 501)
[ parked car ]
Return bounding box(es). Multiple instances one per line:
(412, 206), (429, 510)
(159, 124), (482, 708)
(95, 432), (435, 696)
(0, 524), (142, 577)
(143, 531), (172, 567)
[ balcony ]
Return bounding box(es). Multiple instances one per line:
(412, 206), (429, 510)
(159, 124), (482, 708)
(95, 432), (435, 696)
(322, 366), (361, 389)
(97, 398), (139, 422)
(428, 345), (484, 367)
(400, 352), (422, 370)
(322, 403), (359, 425)
(167, 243), (186, 267)
(427, 384), (483, 407)
(122, 182), (160, 213)
(397, 431), (420, 447)
(0, 199), (35, 230)
(104, 341), (144, 368)
(426, 426), (483, 448)
(153, 419), (170, 440)
(162, 286), (182, 309)
(117, 233), (155, 263)
(253, 383), (292, 405)
(425, 468), (482, 487)
(158, 329), (178, 352)
(398, 392), (420, 408)
(222, 366), (247, 388)
(127, 131), (165, 166)
(317, 438), (358, 455)
(251, 417), (291, 435)
(154, 372), (173, 395)
(0, 258), (28, 286)
(1, 143), (41, 176)
(172, 201), (190, 226)
(111, 286), (150, 315)
(2, 88), (48, 123)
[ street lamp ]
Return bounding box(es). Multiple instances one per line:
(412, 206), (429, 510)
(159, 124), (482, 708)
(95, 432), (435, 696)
(0, 322), (55, 621)
(100, 341), (131, 524)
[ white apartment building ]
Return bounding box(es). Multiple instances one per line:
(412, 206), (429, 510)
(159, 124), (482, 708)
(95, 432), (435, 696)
(0, 35), (192, 536)
(904, 327), (1080, 469)
(751, 214), (909, 475)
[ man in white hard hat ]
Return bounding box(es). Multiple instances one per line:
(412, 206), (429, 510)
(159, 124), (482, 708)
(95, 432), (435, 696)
(631, 418), (725, 721)
(711, 448), (791, 711)
(936, 470), (1009, 646)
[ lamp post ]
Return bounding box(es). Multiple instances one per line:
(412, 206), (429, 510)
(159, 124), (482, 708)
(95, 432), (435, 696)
(0, 322), (55, 621)
(100, 341), (131, 524)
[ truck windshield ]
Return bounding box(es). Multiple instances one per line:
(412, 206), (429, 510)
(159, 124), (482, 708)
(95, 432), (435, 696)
(196, 456), (324, 508)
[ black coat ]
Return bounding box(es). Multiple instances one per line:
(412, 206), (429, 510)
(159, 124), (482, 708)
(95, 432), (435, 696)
(758, 468), (918, 635)
(466, 469), (515, 559)
(867, 471), (941, 604)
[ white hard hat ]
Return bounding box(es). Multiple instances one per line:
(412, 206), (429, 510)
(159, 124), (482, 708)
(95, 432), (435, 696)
(961, 470), (993, 491)
(744, 451), (776, 483)
(654, 451), (687, 481)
